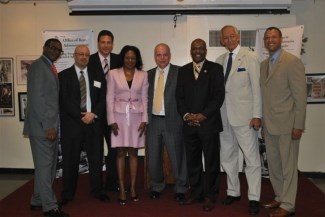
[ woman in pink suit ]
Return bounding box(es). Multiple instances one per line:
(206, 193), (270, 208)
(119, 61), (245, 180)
(106, 45), (148, 205)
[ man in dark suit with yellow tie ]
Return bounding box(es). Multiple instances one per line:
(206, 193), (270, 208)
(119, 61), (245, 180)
(260, 27), (307, 217)
(147, 43), (187, 202)
(176, 38), (225, 212)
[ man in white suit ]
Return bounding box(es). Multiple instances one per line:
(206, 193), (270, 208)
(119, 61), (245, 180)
(216, 25), (262, 215)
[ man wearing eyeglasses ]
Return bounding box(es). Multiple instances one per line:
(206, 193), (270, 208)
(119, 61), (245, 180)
(59, 45), (109, 205)
(23, 38), (69, 217)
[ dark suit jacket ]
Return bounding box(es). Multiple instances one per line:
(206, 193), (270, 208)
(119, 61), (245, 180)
(147, 64), (182, 134)
(88, 52), (120, 76)
(176, 60), (225, 133)
(88, 52), (120, 125)
(59, 65), (106, 138)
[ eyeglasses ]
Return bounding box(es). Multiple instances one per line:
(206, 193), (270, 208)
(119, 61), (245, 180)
(49, 46), (64, 54)
(75, 53), (90, 57)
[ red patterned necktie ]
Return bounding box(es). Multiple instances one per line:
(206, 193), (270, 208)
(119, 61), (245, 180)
(51, 64), (58, 78)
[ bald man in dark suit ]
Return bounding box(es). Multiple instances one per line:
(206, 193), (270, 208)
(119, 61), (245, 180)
(176, 38), (225, 212)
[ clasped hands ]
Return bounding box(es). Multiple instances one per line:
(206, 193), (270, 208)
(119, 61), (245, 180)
(185, 113), (207, 126)
(81, 112), (95, 124)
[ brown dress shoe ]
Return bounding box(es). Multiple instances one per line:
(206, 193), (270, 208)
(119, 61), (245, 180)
(269, 208), (295, 217)
(262, 200), (281, 209)
(202, 198), (215, 212)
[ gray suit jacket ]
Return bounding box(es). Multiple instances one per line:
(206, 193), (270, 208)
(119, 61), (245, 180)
(216, 47), (261, 126)
(23, 56), (59, 137)
(260, 49), (307, 135)
(147, 64), (182, 134)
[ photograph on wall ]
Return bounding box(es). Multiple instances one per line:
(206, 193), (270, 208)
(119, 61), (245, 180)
(18, 92), (27, 121)
(306, 73), (325, 104)
(0, 58), (14, 116)
(16, 55), (38, 85)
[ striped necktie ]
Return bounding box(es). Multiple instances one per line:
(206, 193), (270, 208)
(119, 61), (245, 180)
(103, 58), (109, 75)
(79, 71), (87, 112)
(194, 64), (200, 80)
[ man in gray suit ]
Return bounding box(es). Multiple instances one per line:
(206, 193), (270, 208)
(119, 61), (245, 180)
(261, 27), (307, 217)
(147, 43), (187, 202)
(23, 38), (69, 217)
(216, 25), (261, 215)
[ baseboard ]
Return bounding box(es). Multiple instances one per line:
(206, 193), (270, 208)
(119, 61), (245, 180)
(0, 168), (34, 174)
(302, 172), (325, 179)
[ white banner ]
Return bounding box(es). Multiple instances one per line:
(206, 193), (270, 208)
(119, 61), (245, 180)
(42, 29), (95, 72)
(255, 25), (304, 62)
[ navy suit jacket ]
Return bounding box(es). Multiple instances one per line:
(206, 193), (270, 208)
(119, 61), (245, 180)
(176, 60), (225, 133)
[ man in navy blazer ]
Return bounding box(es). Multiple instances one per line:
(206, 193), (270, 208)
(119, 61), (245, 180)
(59, 45), (108, 204)
(88, 30), (120, 192)
(176, 38), (225, 212)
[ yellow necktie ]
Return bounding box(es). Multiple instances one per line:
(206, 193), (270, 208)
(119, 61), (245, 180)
(153, 70), (164, 113)
(194, 64), (200, 80)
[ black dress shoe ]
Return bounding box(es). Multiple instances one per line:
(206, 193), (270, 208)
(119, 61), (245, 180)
(43, 207), (69, 217)
(222, 195), (241, 205)
(249, 200), (260, 215)
(202, 198), (215, 212)
(95, 193), (110, 202)
(58, 198), (72, 207)
(30, 204), (42, 211)
(179, 196), (204, 205)
(150, 191), (160, 199)
(174, 193), (185, 202)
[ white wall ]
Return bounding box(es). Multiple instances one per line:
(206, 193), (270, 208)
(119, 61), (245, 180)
(0, 0), (324, 172)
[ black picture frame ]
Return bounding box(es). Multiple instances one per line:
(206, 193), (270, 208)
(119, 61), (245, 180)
(18, 92), (27, 121)
(306, 73), (325, 104)
(0, 57), (15, 116)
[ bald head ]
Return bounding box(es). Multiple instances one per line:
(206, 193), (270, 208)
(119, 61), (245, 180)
(73, 45), (90, 70)
(154, 43), (171, 69)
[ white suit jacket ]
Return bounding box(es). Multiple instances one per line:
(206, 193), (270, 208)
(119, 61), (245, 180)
(216, 47), (261, 127)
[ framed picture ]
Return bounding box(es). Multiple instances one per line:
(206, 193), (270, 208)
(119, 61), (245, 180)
(16, 55), (38, 85)
(306, 73), (325, 104)
(0, 57), (14, 116)
(18, 92), (27, 121)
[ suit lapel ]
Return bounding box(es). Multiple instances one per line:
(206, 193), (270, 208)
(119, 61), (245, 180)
(165, 66), (175, 96)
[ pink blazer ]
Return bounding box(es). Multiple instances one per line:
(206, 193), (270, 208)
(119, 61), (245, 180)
(106, 67), (148, 125)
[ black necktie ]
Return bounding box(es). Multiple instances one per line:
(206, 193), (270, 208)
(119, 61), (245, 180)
(79, 71), (87, 112)
(224, 52), (233, 83)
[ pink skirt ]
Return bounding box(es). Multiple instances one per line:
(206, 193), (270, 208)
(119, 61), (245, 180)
(110, 112), (145, 148)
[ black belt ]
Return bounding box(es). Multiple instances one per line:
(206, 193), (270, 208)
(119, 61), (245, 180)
(152, 114), (165, 118)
